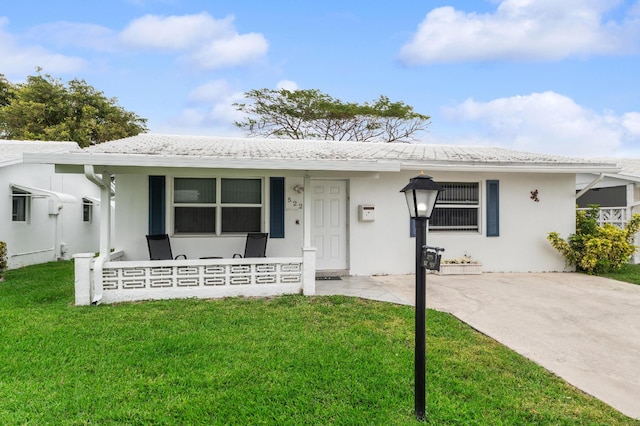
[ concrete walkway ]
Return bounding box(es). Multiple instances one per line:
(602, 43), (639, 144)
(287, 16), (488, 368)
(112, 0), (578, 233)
(316, 272), (640, 420)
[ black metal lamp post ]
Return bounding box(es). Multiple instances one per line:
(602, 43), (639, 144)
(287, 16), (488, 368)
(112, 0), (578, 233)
(400, 173), (443, 421)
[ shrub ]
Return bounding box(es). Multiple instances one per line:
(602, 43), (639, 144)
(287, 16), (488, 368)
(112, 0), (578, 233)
(548, 206), (640, 274)
(0, 241), (7, 278)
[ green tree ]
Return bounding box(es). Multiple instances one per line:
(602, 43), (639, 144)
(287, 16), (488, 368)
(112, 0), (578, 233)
(0, 75), (13, 107)
(548, 206), (640, 274)
(0, 72), (147, 147)
(233, 88), (430, 142)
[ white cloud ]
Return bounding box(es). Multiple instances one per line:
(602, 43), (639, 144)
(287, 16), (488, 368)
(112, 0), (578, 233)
(276, 79), (299, 91)
(120, 12), (268, 69)
(622, 112), (640, 136)
(399, 0), (640, 64)
(0, 12), (269, 78)
(187, 80), (234, 103)
(442, 91), (639, 157)
(120, 13), (234, 51)
(168, 79), (245, 134)
(28, 22), (117, 52)
(188, 32), (268, 69)
(0, 17), (86, 78)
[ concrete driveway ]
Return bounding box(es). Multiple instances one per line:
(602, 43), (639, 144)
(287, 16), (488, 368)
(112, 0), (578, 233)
(316, 272), (640, 420)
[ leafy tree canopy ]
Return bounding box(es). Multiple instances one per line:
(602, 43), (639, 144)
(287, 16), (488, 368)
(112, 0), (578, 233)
(233, 88), (430, 142)
(0, 71), (147, 147)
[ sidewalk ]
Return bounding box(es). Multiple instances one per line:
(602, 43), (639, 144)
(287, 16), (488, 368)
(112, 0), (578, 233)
(316, 272), (640, 420)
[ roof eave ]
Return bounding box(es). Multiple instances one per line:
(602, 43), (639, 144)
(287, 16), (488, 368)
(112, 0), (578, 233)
(24, 153), (401, 172)
(400, 162), (621, 174)
(25, 153), (620, 174)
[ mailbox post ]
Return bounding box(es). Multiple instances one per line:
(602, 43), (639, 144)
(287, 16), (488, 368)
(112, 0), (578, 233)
(400, 173), (443, 421)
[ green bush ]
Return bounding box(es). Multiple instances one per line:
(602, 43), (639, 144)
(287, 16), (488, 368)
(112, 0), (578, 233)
(548, 206), (640, 274)
(0, 241), (6, 277)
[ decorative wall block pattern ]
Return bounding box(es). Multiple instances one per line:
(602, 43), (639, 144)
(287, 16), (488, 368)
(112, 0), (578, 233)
(101, 260), (303, 291)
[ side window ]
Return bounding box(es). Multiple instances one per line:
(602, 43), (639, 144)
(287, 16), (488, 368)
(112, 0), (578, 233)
(82, 198), (93, 223)
(12, 189), (30, 222)
(429, 182), (479, 232)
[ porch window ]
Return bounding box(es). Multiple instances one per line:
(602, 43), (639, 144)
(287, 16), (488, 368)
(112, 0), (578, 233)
(12, 189), (30, 222)
(430, 182), (479, 232)
(221, 178), (262, 233)
(173, 177), (262, 235)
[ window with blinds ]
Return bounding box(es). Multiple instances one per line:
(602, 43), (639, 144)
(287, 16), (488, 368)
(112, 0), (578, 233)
(173, 177), (263, 235)
(430, 182), (479, 232)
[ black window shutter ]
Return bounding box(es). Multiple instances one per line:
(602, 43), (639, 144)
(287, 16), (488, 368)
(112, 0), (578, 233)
(270, 177), (285, 238)
(486, 180), (499, 237)
(149, 176), (166, 235)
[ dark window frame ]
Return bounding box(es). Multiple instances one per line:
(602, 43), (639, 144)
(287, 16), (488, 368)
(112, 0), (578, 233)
(82, 198), (93, 223)
(12, 189), (30, 223)
(172, 177), (264, 235)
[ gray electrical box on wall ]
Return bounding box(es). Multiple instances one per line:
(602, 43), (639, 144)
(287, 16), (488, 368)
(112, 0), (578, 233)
(358, 204), (375, 222)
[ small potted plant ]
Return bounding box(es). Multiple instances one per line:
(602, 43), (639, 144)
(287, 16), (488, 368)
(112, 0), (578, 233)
(437, 254), (482, 275)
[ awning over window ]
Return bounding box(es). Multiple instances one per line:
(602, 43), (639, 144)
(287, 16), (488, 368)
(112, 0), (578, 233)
(10, 183), (78, 204)
(82, 196), (100, 205)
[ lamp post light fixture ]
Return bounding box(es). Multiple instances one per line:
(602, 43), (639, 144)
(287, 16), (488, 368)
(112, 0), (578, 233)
(400, 173), (443, 421)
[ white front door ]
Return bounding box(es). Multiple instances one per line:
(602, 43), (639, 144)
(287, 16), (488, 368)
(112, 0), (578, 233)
(310, 180), (348, 271)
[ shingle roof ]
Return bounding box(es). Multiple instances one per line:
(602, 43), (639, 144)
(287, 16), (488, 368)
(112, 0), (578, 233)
(0, 140), (80, 167)
(23, 134), (619, 173)
(603, 159), (640, 178)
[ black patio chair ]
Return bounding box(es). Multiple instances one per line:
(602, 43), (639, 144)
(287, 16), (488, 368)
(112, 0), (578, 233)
(233, 232), (268, 258)
(146, 234), (187, 260)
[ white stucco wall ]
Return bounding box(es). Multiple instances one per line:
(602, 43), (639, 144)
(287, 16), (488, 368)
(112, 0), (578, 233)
(111, 168), (575, 274)
(348, 171), (575, 275)
(1, 163), (101, 269)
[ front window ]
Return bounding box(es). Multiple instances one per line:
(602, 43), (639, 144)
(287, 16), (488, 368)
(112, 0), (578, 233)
(12, 189), (30, 222)
(173, 177), (262, 235)
(430, 182), (479, 232)
(174, 178), (216, 234)
(220, 178), (262, 233)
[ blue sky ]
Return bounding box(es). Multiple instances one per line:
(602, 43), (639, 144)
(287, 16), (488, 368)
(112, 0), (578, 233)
(1, 0), (640, 158)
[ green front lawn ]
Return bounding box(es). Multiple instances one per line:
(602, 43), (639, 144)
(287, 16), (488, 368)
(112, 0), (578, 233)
(599, 263), (640, 285)
(0, 261), (637, 425)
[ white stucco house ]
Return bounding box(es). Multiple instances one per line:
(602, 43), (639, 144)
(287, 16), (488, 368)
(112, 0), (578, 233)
(1, 140), (102, 269)
(25, 134), (618, 305)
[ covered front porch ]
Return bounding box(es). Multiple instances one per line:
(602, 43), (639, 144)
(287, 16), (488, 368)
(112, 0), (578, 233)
(71, 165), (322, 305)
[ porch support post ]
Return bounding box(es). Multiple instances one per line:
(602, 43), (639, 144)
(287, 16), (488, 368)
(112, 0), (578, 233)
(97, 173), (112, 256)
(73, 253), (94, 306)
(301, 175), (316, 294)
(302, 247), (317, 295)
(83, 165), (112, 305)
(303, 176), (312, 247)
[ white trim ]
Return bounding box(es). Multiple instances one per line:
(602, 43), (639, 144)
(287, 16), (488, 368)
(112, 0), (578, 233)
(26, 152), (620, 174)
(26, 153), (401, 172)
